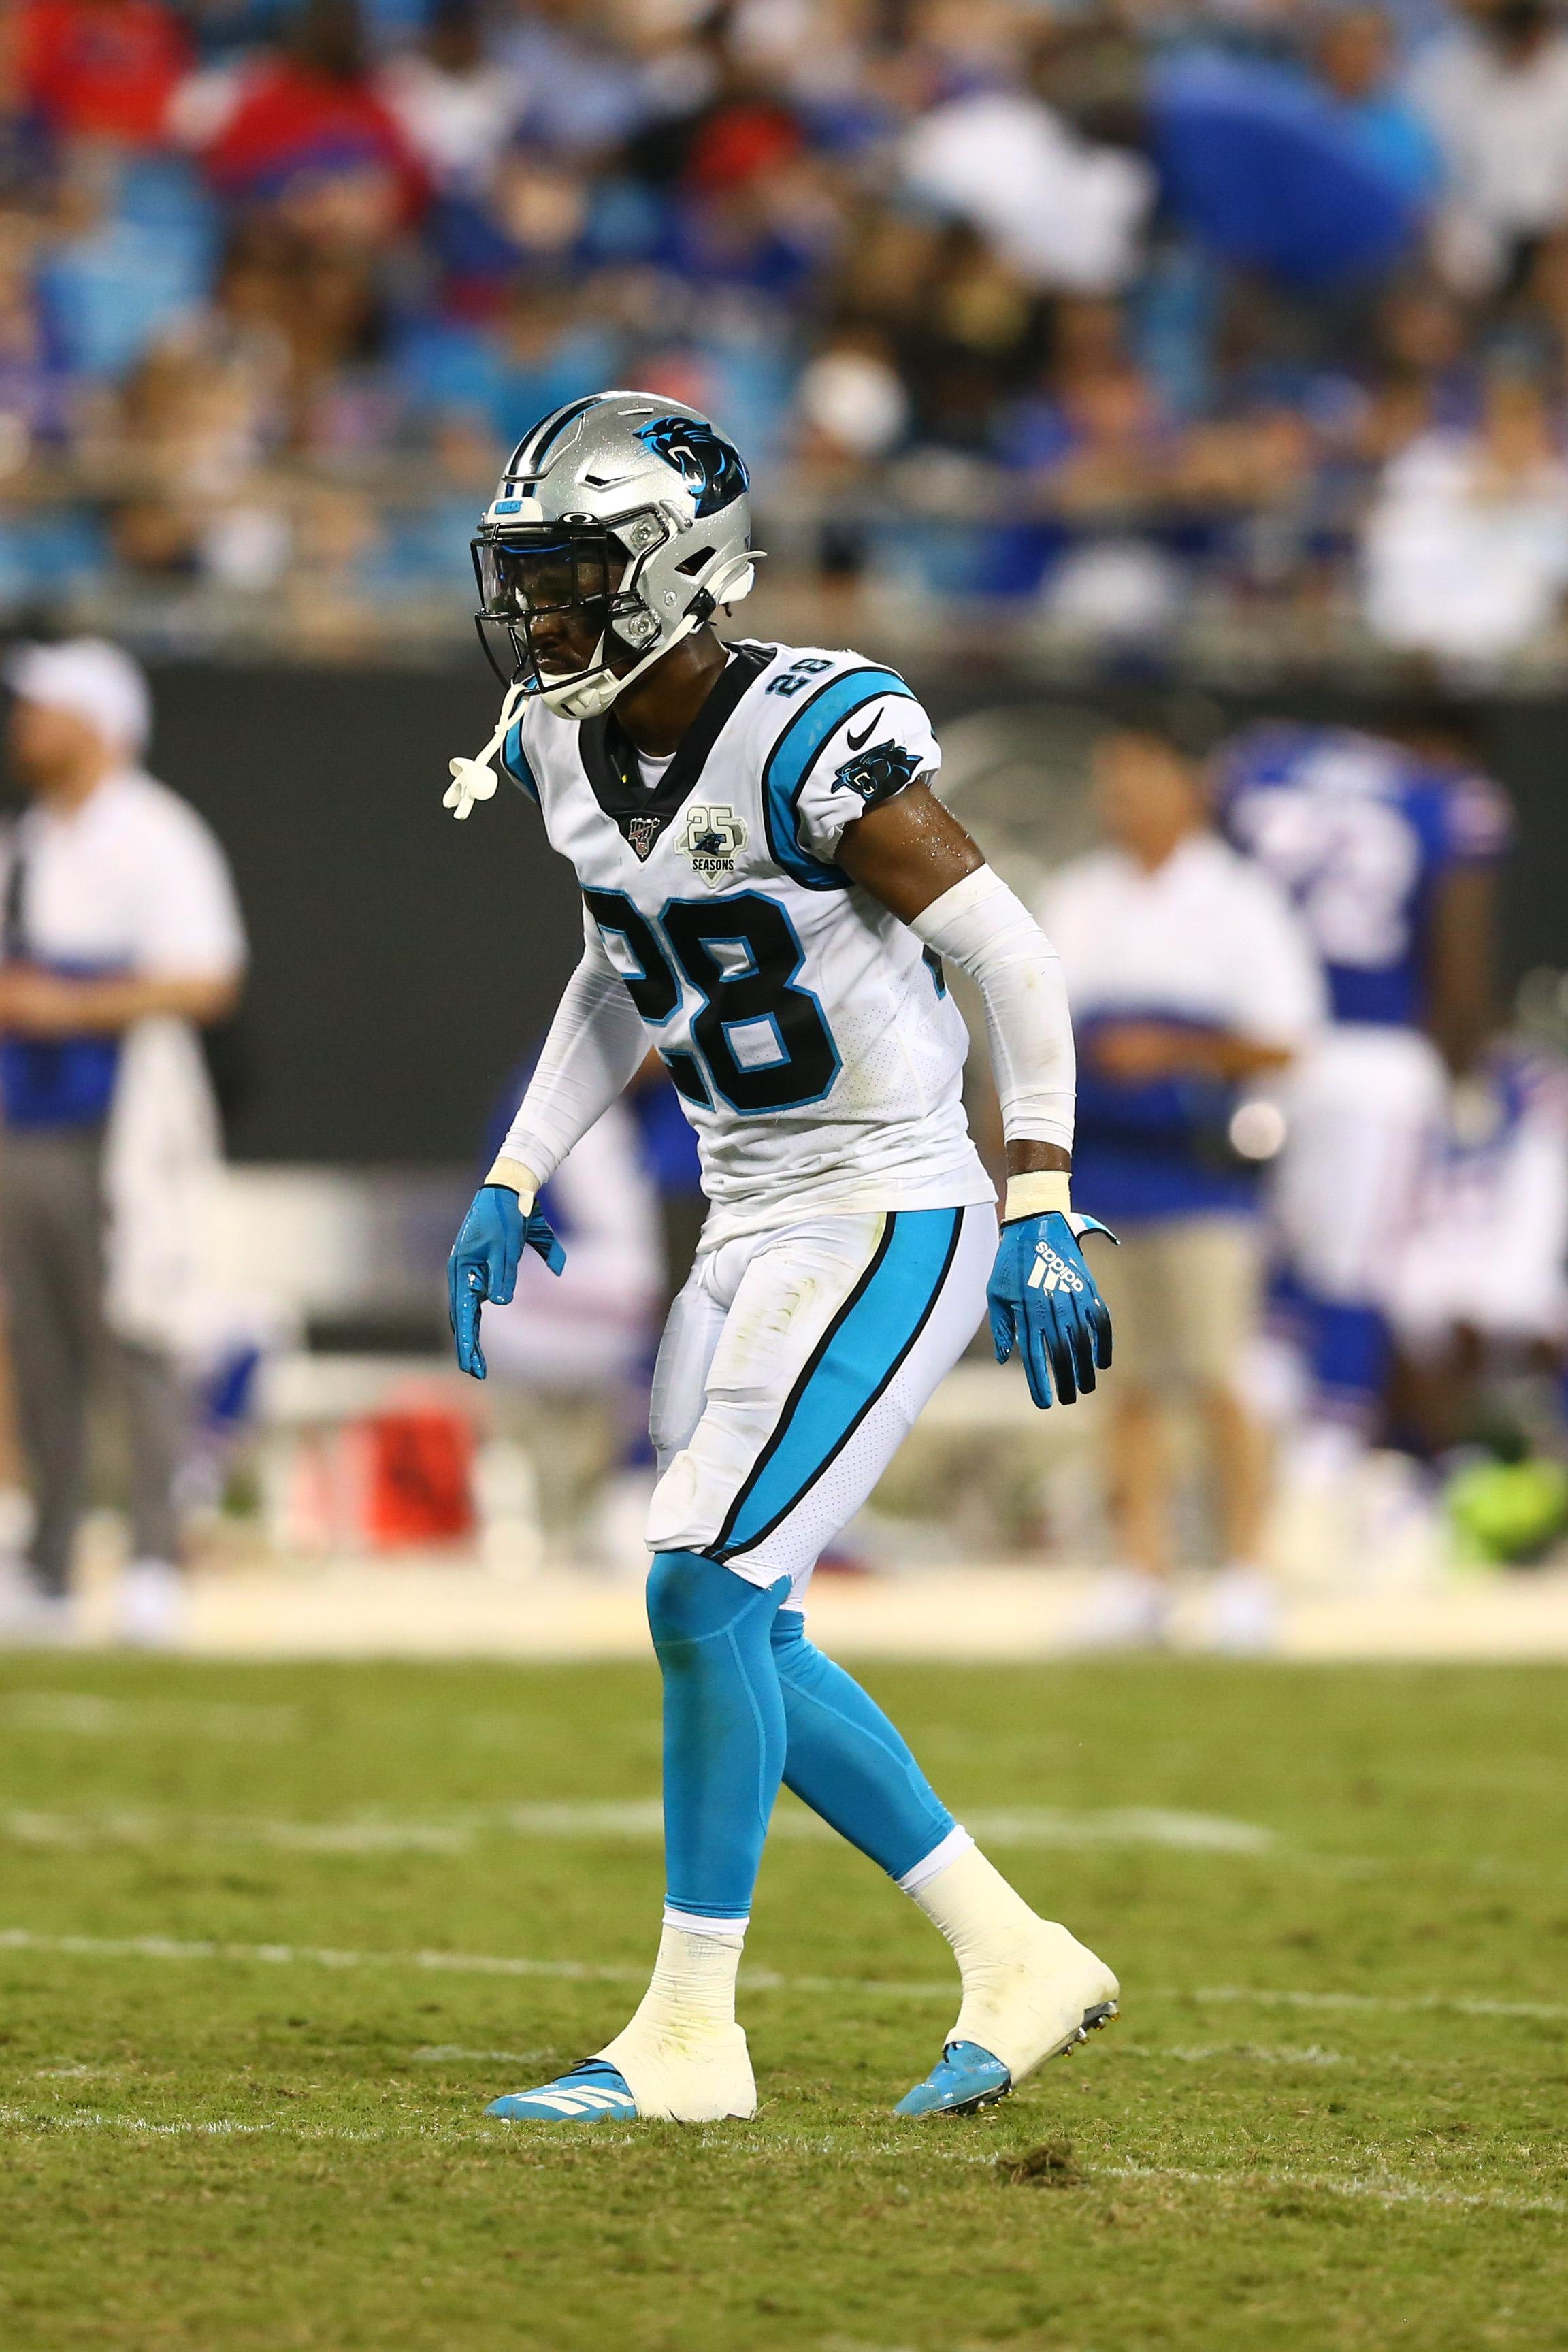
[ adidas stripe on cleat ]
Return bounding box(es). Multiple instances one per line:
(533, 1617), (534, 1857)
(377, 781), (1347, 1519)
(486, 2059), (638, 2121)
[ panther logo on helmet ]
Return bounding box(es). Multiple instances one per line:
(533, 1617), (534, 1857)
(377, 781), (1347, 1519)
(635, 415), (750, 519)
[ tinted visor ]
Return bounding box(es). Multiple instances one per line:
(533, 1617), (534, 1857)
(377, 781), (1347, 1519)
(475, 530), (615, 623)
(472, 524), (630, 687)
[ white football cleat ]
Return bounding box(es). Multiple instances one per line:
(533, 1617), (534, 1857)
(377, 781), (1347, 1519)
(898, 1921), (1118, 2115)
(953, 1917), (1120, 2085)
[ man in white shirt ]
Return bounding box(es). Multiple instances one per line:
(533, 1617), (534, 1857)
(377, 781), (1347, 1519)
(1039, 726), (1324, 1648)
(0, 639), (247, 1642)
(1409, 0), (1568, 290)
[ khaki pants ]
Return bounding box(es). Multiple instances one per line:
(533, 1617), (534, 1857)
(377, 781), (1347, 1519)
(0, 1126), (182, 1595)
(1092, 1214), (1262, 1393)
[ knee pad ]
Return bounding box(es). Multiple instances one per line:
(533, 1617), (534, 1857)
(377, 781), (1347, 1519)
(646, 1550), (785, 1646)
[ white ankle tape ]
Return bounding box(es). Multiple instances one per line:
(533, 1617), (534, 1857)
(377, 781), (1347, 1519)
(897, 1825), (974, 1894)
(910, 1844), (1041, 1957)
(663, 1906), (748, 1940)
(909, 1845), (1115, 2080)
(596, 1924), (756, 2121)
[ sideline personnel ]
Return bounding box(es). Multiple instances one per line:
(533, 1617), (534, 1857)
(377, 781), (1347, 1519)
(1041, 724), (1324, 1650)
(0, 639), (246, 1642)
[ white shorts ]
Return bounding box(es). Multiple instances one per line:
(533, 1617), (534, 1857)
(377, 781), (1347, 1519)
(1273, 1024), (1448, 1305)
(647, 1203), (995, 1601)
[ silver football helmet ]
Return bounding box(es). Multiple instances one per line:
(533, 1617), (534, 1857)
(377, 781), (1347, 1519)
(470, 389), (759, 721)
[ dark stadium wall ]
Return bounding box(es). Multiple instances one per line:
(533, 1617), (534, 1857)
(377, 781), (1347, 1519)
(39, 660), (1558, 1166)
(142, 661), (587, 1167)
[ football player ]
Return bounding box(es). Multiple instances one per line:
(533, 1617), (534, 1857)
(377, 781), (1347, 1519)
(443, 391), (1116, 2124)
(1214, 715), (1511, 1454)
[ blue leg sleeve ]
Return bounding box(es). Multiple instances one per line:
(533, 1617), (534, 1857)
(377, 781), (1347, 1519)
(646, 1550), (791, 1922)
(772, 1610), (955, 1882)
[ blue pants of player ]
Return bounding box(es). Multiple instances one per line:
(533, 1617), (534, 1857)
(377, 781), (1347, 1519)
(643, 1204), (994, 1923)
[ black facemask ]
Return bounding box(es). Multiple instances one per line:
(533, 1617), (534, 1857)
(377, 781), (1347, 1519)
(471, 527), (629, 689)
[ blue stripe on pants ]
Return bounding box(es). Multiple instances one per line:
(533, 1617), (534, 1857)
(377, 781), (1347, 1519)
(713, 1207), (962, 1561)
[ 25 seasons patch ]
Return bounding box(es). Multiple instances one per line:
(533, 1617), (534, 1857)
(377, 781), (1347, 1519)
(678, 802), (747, 885)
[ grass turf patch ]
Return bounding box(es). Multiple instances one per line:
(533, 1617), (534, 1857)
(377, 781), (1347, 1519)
(1, 1653), (1565, 2351)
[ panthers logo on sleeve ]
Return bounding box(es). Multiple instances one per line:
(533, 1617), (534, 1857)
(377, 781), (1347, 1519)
(634, 416), (751, 518)
(830, 739), (925, 809)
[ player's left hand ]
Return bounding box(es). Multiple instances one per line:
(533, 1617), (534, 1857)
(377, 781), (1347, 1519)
(448, 1183), (566, 1381)
(988, 1210), (1114, 1409)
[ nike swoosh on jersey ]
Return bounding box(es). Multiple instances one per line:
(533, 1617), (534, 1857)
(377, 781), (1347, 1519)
(844, 709), (881, 752)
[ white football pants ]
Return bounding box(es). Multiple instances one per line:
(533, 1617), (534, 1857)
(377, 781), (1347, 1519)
(647, 1203), (995, 1601)
(1273, 1024), (1448, 1305)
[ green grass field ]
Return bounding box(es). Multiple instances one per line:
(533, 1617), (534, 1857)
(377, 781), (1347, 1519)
(1, 1650), (1565, 2352)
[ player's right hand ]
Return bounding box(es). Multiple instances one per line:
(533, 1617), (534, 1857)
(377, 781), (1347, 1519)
(447, 1183), (566, 1380)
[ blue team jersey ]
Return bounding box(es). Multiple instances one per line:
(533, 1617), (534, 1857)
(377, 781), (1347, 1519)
(1215, 725), (1511, 1028)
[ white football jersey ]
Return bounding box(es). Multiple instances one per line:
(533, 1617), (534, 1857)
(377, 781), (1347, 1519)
(502, 639), (992, 1244)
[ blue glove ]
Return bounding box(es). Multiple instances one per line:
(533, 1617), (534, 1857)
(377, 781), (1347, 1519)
(448, 1184), (565, 1381)
(988, 1209), (1114, 1409)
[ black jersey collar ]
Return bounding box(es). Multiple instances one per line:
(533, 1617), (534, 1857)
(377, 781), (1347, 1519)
(578, 641), (775, 858)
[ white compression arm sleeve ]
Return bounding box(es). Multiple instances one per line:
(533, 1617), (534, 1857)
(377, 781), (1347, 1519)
(491, 906), (649, 1191)
(909, 865), (1075, 1152)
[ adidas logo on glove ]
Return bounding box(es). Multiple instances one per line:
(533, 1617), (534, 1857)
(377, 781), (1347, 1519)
(1027, 1241), (1084, 1296)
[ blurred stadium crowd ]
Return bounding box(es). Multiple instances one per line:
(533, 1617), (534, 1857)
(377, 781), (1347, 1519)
(7, 0), (1568, 662)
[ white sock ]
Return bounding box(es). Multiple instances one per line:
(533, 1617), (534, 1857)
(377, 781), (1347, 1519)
(662, 1904), (749, 1937)
(909, 1842), (1045, 1980)
(906, 1843), (1116, 2078)
(595, 1923), (756, 2121)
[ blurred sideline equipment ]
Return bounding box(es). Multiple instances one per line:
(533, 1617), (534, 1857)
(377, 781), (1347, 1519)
(0, 638), (246, 1644)
(1041, 727), (1324, 1650)
(443, 391), (1116, 2125)
(1216, 720), (1512, 1452)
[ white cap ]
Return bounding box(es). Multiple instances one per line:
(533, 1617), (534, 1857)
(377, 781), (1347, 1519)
(5, 637), (152, 755)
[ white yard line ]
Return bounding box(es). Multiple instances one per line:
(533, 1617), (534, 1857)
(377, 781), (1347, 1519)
(0, 1929), (652, 1987)
(0, 2103), (1560, 2215)
(1, 1812), (472, 1855)
(1158, 2045), (1348, 2065)
(0, 1801), (1275, 1857)
(409, 2046), (548, 2065)
(3, 1928), (1564, 2023)
(1179, 1984), (1568, 2022)
(1096, 2161), (1565, 2217)
(0, 1693), (299, 1742)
